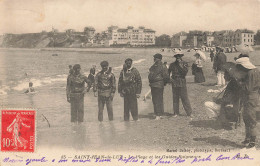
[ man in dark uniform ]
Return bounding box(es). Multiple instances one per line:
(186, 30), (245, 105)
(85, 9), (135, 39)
(168, 53), (192, 117)
(66, 64), (89, 123)
(210, 49), (215, 62)
(118, 58), (142, 121)
(94, 61), (116, 122)
(235, 55), (260, 148)
(148, 53), (169, 120)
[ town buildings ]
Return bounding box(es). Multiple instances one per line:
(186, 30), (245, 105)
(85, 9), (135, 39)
(107, 26), (156, 46)
(171, 31), (187, 48)
(171, 29), (255, 48)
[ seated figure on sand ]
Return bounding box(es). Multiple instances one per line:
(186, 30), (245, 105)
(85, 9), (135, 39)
(204, 62), (246, 127)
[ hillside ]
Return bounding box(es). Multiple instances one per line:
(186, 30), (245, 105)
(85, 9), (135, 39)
(0, 32), (90, 48)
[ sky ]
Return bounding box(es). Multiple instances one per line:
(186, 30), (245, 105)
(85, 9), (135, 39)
(0, 0), (260, 35)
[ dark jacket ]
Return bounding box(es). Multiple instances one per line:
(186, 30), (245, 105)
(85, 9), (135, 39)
(94, 70), (116, 97)
(213, 52), (227, 72)
(118, 67), (142, 95)
(148, 60), (169, 88)
(168, 61), (188, 87)
(66, 73), (89, 97)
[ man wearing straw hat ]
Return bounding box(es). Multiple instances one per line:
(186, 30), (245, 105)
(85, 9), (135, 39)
(234, 47), (260, 148)
(168, 51), (192, 117)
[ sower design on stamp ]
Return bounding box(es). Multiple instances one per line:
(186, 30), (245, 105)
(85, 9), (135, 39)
(1, 110), (36, 152)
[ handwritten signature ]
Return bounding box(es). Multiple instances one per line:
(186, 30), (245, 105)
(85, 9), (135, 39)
(191, 153), (254, 164)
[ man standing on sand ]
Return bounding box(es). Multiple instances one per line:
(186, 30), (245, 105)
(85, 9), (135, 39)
(66, 64), (89, 123)
(168, 53), (192, 117)
(210, 49), (215, 62)
(148, 53), (169, 120)
(94, 61), (116, 122)
(118, 58), (142, 121)
(213, 47), (227, 86)
(235, 54), (260, 149)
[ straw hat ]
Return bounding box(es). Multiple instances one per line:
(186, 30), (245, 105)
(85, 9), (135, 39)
(235, 57), (256, 69)
(173, 50), (184, 58)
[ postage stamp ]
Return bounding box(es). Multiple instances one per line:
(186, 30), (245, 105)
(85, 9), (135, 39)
(1, 109), (36, 152)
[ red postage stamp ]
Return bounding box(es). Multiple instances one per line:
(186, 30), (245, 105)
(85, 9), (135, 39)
(1, 109), (36, 152)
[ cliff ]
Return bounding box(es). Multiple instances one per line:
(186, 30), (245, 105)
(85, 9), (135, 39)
(0, 32), (105, 48)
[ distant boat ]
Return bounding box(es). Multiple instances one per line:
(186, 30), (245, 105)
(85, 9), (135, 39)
(52, 54), (58, 56)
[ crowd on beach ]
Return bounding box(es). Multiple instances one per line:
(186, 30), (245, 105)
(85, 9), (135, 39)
(66, 44), (260, 149)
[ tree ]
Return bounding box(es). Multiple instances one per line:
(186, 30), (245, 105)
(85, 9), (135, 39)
(254, 30), (260, 45)
(155, 34), (171, 47)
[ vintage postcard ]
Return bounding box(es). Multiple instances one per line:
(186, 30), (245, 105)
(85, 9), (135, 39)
(0, 0), (260, 165)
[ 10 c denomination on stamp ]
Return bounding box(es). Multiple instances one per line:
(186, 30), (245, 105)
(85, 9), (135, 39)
(1, 109), (36, 152)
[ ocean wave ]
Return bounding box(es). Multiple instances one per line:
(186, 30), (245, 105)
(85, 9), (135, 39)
(12, 76), (67, 91)
(114, 58), (146, 70)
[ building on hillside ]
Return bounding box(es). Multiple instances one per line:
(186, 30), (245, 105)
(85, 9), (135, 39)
(171, 31), (187, 48)
(83, 27), (95, 44)
(108, 26), (156, 46)
(65, 29), (75, 35)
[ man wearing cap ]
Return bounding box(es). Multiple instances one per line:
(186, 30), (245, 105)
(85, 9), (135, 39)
(213, 47), (227, 86)
(66, 64), (89, 123)
(235, 54), (260, 148)
(168, 53), (192, 117)
(148, 53), (169, 120)
(118, 58), (142, 121)
(94, 61), (116, 122)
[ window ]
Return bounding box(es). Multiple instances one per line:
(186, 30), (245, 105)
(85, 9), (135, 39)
(251, 39), (253, 42)
(244, 39), (246, 42)
(248, 39), (250, 42)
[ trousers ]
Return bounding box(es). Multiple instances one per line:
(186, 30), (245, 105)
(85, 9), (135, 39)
(172, 86), (192, 116)
(217, 71), (225, 85)
(123, 94), (138, 121)
(243, 93), (259, 138)
(98, 95), (113, 121)
(70, 94), (84, 122)
(151, 87), (164, 116)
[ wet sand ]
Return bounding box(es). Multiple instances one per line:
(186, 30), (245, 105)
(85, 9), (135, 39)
(1, 48), (259, 152)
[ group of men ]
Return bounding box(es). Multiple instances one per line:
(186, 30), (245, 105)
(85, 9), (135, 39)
(66, 51), (194, 123)
(66, 58), (142, 123)
(148, 53), (193, 120)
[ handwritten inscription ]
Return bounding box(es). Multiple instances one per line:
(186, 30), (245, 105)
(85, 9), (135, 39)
(2, 153), (254, 165)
